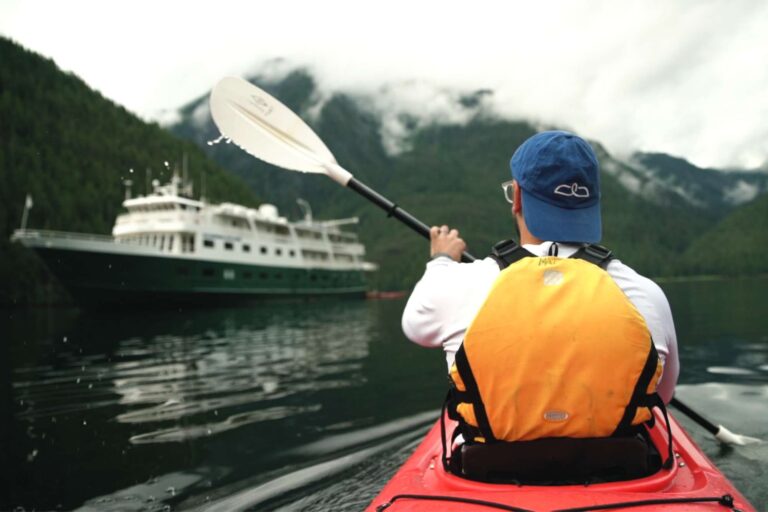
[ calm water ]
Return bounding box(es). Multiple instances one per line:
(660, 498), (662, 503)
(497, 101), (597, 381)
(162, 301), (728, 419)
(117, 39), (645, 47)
(2, 277), (767, 511)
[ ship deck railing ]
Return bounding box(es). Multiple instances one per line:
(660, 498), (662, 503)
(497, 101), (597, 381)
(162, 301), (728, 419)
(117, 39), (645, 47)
(11, 229), (116, 243)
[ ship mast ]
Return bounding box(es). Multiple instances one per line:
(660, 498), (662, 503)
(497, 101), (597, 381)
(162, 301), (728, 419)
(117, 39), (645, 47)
(296, 198), (313, 223)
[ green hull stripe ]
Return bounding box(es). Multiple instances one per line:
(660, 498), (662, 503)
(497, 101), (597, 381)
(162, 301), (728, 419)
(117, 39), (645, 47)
(32, 247), (368, 303)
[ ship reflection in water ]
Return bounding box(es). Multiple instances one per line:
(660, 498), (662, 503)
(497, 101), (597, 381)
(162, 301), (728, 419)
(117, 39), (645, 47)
(15, 302), (369, 437)
(9, 300), (428, 511)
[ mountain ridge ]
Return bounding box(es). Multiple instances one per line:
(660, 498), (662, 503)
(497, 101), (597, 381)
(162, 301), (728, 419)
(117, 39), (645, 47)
(169, 68), (767, 286)
(2, 38), (766, 305)
(0, 36), (261, 305)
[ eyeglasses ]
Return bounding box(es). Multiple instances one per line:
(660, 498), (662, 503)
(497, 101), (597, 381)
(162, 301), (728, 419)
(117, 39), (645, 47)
(501, 180), (515, 205)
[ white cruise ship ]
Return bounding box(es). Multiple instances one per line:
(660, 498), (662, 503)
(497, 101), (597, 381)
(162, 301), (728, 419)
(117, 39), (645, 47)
(12, 174), (376, 305)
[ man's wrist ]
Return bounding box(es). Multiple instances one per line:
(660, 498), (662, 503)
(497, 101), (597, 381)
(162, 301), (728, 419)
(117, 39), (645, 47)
(430, 252), (456, 261)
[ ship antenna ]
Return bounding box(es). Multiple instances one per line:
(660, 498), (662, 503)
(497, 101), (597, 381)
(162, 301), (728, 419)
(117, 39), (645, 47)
(201, 168), (207, 202)
(182, 152), (188, 190)
(296, 198), (313, 223)
(124, 179), (133, 201)
(20, 194), (33, 231)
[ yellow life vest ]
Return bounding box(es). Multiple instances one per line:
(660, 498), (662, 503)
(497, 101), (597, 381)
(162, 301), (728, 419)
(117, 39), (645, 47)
(448, 253), (662, 444)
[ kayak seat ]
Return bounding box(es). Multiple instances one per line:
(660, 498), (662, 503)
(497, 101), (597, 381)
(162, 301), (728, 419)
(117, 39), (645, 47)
(450, 431), (662, 485)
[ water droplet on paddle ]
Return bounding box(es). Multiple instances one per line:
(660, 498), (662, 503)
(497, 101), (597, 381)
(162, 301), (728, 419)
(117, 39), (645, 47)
(207, 134), (226, 146)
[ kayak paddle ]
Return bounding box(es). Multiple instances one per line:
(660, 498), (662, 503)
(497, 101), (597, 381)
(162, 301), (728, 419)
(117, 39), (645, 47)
(209, 76), (476, 263)
(208, 76), (759, 447)
(671, 397), (761, 446)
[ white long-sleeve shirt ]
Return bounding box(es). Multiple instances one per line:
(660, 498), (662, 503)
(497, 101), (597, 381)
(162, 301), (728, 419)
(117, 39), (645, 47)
(401, 241), (679, 403)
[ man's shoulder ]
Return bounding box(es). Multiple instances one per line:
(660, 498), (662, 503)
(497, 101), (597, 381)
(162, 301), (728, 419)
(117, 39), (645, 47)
(606, 258), (669, 302)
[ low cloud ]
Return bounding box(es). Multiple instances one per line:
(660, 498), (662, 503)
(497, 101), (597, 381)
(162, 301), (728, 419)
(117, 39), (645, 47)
(2, 0), (766, 169)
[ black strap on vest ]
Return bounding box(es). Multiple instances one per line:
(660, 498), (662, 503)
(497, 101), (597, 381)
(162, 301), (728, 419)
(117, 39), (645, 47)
(453, 345), (497, 443)
(489, 239), (535, 269)
(613, 344), (660, 437)
(571, 243), (614, 269)
(490, 239), (615, 270)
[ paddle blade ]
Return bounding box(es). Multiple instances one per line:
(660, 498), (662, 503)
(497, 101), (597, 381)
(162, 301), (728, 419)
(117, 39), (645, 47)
(210, 76), (336, 174)
(715, 425), (763, 446)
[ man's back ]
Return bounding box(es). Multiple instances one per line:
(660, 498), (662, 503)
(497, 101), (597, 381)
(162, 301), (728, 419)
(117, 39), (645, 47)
(402, 241), (679, 402)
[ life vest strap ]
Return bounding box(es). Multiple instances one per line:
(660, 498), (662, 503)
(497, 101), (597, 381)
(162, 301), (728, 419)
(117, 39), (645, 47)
(490, 239), (615, 270)
(612, 343), (661, 436)
(652, 394), (675, 470)
(489, 239), (535, 269)
(454, 345), (496, 443)
(570, 243), (614, 269)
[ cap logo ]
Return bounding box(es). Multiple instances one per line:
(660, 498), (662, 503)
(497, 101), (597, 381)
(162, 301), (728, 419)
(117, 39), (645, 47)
(554, 182), (590, 198)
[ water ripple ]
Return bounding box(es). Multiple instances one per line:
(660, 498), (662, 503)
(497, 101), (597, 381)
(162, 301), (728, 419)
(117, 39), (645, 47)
(13, 305), (370, 447)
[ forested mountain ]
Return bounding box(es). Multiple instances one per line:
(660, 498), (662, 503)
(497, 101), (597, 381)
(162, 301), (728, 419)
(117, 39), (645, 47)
(2, 36), (766, 306)
(680, 193), (768, 276)
(0, 37), (260, 305)
(630, 152), (768, 212)
(170, 68), (767, 287)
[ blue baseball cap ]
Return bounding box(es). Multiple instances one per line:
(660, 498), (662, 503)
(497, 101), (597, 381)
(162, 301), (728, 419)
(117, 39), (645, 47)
(510, 131), (601, 243)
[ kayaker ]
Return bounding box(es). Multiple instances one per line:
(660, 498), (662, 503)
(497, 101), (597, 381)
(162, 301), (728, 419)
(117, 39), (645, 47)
(402, 130), (679, 447)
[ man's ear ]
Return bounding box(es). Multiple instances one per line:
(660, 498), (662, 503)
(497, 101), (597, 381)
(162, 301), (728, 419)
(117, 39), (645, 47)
(513, 181), (522, 214)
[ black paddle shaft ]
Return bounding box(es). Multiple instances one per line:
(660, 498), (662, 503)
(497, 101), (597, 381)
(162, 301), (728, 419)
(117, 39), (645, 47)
(670, 397), (719, 436)
(347, 177), (477, 263)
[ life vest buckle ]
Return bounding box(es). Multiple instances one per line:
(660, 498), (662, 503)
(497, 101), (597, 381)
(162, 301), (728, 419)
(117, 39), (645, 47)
(573, 244), (614, 269)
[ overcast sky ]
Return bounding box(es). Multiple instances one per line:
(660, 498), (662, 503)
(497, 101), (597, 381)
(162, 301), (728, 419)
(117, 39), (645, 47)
(1, 0), (767, 169)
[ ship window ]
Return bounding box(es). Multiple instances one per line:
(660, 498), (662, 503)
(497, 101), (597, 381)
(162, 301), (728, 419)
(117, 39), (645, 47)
(260, 246), (267, 254)
(275, 248), (282, 256)
(289, 250), (295, 257)
(202, 268), (215, 277)
(243, 271), (253, 279)
(275, 273), (283, 280)
(224, 242), (234, 250)
(310, 274), (317, 281)
(301, 249), (329, 261)
(243, 244), (251, 253)
(259, 272), (269, 279)
(177, 266), (190, 276)
(223, 269), (235, 280)
(160, 236), (165, 250)
(168, 236), (174, 252)
(204, 239), (214, 248)
(297, 229), (323, 240)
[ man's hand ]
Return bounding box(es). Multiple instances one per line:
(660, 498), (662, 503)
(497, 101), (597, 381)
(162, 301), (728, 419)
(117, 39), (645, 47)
(430, 225), (466, 262)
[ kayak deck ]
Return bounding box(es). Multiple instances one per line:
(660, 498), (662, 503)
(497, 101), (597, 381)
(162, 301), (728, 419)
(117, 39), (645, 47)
(367, 412), (755, 511)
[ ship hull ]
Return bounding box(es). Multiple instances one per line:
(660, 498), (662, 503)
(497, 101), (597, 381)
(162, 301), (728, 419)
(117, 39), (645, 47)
(29, 245), (367, 307)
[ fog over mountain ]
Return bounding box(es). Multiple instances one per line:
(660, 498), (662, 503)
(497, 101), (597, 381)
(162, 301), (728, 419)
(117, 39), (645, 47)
(167, 65), (768, 286)
(173, 62), (768, 215)
(2, 0), (767, 170)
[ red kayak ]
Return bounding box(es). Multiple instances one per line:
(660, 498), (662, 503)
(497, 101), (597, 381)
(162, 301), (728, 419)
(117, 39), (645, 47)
(367, 411), (755, 511)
